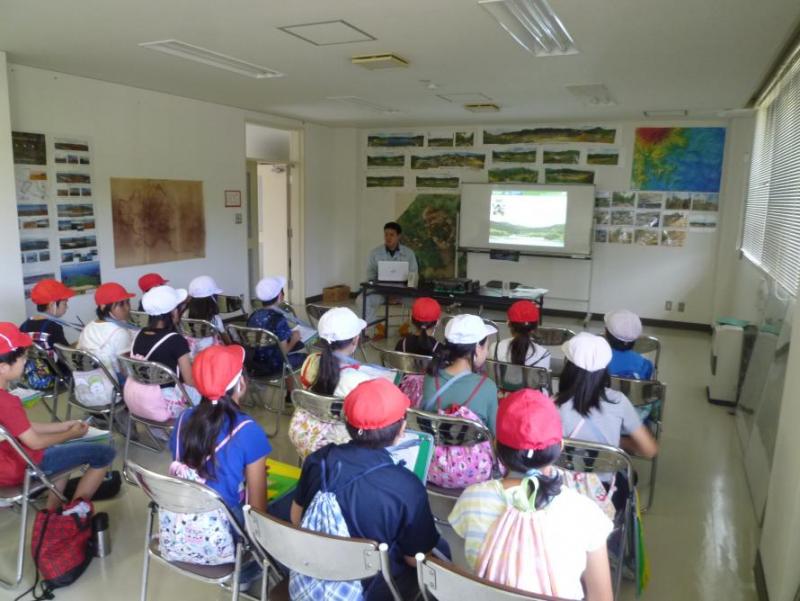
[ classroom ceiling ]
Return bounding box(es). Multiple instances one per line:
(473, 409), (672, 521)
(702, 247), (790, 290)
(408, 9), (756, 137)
(2, 0), (799, 126)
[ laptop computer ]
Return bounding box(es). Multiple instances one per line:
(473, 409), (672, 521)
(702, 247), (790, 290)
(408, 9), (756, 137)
(377, 260), (409, 283)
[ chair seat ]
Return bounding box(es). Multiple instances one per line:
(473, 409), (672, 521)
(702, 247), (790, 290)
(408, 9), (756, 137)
(0, 466), (85, 503)
(148, 538), (236, 581)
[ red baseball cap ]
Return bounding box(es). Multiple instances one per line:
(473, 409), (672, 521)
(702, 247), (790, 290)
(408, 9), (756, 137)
(344, 379), (410, 430)
(138, 273), (168, 293)
(496, 389), (562, 450)
(412, 297), (441, 322)
(0, 322), (33, 354)
(30, 279), (75, 306)
(192, 345), (245, 401)
(507, 300), (540, 324)
(94, 282), (135, 306)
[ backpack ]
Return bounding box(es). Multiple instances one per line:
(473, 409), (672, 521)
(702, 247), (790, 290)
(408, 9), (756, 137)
(23, 321), (56, 390)
(560, 418), (617, 520)
(73, 328), (121, 408)
(123, 332), (186, 422)
(20, 499), (95, 600)
(427, 372), (499, 489)
(288, 458), (393, 601)
(475, 478), (559, 596)
(158, 413), (253, 565)
(398, 374), (424, 407)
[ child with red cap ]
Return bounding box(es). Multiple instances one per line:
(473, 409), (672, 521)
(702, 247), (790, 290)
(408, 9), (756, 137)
(136, 273), (168, 311)
(0, 323), (115, 510)
(449, 388), (613, 601)
(291, 379), (445, 600)
(78, 282), (137, 380)
(489, 300), (550, 371)
(394, 297), (441, 356)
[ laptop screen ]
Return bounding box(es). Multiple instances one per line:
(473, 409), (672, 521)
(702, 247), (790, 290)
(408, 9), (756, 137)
(378, 261), (409, 282)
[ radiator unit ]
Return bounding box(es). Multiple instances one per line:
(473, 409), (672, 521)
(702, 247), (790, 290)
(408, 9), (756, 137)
(707, 323), (745, 406)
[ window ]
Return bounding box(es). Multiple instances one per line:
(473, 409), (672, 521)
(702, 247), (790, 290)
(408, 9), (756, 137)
(742, 57), (800, 295)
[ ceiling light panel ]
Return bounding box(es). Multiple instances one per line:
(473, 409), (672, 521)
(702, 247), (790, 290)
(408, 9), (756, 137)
(479, 0), (577, 57)
(139, 40), (283, 79)
(279, 20), (376, 46)
(437, 92), (493, 103)
(327, 96), (401, 114)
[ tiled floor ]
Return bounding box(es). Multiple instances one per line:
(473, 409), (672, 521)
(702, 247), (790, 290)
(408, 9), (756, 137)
(0, 311), (759, 600)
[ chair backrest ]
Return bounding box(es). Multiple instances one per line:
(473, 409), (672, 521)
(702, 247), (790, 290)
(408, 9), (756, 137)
(27, 342), (67, 379)
(557, 438), (634, 486)
(632, 335), (661, 370)
(53, 343), (120, 390)
(609, 376), (666, 421)
(226, 323), (280, 349)
(126, 460), (246, 538)
(305, 303), (331, 329)
(178, 317), (219, 339)
(217, 294), (245, 315)
(531, 327), (576, 346)
(118, 352), (186, 392)
(378, 348), (432, 375)
(129, 311), (150, 329)
(278, 301), (298, 319)
(291, 388), (344, 423)
(244, 506), (401, 601)
(484, 359), (552, 394)
(405, 408), (493, 448)
(416, 554), (555, 601)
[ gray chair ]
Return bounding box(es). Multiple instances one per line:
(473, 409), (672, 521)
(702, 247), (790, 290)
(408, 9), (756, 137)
(226, 324), (302, 437)
(415, 553), (560, 601)
(632, 335), (661, 375)
(25, 343), (68, 422)
(484, 358), (552, 395)
(609, 376), (666, 511)
(243, 505), (403, 601)
(218, 294), (246, 316)
(126, 460), (258, 601)
(129, 310), (150, 329)
(378, 348), (432, 375)
(304, 303), (331, 330)
(558, 438), (635, 600)
(53, 343), (122, 439)
(290, 389), (344, 424)
(531, 327), (576, 346)
(0, 425), (78, 589)
(178, 316), (221, 341)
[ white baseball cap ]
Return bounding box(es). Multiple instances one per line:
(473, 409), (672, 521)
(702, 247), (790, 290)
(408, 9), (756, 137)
(318, 307), (367, 343)
(562, 332), (612, 372)
(604, 309), (642, 342)
(188, 275), (223, 299)
(255, 276), (287, 302)
(142, 285), (189, 316)
(444, 314), (497, 345)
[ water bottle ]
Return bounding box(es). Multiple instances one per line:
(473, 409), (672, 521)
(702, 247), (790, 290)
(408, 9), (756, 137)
(93, 512), (111, 558)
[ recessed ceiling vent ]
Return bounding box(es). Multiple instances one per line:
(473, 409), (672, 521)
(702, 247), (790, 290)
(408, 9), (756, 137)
(464, 103), (501, 113)
(351, 53), (409, 70)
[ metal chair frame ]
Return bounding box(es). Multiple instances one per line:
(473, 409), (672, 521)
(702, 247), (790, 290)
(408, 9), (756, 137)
(243, 505), (403, 601)
(632, 335), (661, 375)
(25, 343), (68, 422)
(290, 389), (344, 424)
(178, 317), (221, 340)
(129, 310), (150, 329)
(217, 294), (246, 316)
(483, 358), (553, 395)
(304, 304), (331, 330)
(377, 347), (433, 375)
(126, 460), (259, 601)
(531, 327), (576, 346)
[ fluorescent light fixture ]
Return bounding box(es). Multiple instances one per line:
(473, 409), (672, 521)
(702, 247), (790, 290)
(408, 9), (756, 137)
(479, 0), (577, 56)
(327, 96), (401, 114)
(643, 109), (688, 118)
(139, 40), (284, 79)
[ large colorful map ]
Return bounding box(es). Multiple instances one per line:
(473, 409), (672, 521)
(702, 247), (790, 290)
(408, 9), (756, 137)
(397, 193), (460, 279)
(632, 127), (726, 192)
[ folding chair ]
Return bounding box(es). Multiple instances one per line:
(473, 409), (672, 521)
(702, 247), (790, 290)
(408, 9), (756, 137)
(129, 310), (150, 329)
(25, 343), (68, 422)
(558, 438), (635, 600)
(377, 348), (432, 375)
(218, 294), (246, 317)
(126, 460), (259, 601)
(484, 358), (552, 395)
(0, 424), (80, 589)
(178, 317), (221, 340)
(304, 304), (330, 330)
(609, 376), (666, 511)
(290, 389), (344, 423)
(53, 343), (122, 440)
(226, 324), (301, 437)
(415, 553), (564, 601)
(405, 408), (499, 524)
(531, 327), (576, 346)
(243, 505), (403, 601)
(118, 354), (188, 482)
(632, 335), (661, 376)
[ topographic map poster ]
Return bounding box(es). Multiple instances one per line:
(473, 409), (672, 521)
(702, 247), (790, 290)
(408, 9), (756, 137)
(396, 193), (460, 279)
(111, 178), (205, 267)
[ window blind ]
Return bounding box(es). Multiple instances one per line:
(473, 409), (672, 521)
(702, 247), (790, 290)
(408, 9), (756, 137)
(742, 58), (800, 295)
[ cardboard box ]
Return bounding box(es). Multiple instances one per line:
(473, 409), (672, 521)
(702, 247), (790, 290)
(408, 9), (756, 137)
(322, 284), (351, 303)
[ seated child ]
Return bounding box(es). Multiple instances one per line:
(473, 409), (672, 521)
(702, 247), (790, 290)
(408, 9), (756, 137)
(247, 276), (307, 376)
(290, 379), (444, 601)
(137, 272), (168, 311)
(449, 388), (613, 601)
(289, 307), (372, 459)
(186, 275), (231, 353)
(489, 300), (550, 369)
(78, 282), (136, 381)
(395, 297), (441, 356)
(0, 323), (115, 511)
(604, 309), (654, 380)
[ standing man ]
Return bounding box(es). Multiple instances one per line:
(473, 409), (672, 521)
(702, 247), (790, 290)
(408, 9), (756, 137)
(359, 222), (418, 338)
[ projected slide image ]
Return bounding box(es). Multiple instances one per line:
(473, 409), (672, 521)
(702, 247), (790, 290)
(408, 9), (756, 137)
(489, 190), (567, 248)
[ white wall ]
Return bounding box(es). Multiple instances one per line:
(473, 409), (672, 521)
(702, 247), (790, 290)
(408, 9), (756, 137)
(356, 120), (750, 324)
(7, 64), (301, 325)
(246, 123), (290, 162)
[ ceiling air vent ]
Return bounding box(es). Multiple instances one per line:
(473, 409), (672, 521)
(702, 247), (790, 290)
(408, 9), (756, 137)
(351, 53), (409, 70)
(464, 103), (501, 113)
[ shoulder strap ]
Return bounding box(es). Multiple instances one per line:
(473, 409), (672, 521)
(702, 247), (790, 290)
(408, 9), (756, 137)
(175, 411), (187, 462)
(144, 332), (178, 360)
(529, 344), (551, 367)
(214, 419), (253, 453)
(568, 418), (585, 439)
(336, 460), (395, 492)
(463, 374), (488, 407)
(402, 337), (407, 353)
(567, 415), (610, 445)
(432, 370), (470, 410)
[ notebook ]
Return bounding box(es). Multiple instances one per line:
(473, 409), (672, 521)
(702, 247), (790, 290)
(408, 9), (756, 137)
(387, 429), (435, 483)
(63, 426), (111, 444)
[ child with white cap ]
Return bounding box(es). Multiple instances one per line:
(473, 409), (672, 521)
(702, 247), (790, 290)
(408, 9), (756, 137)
(603, 309), (654, 380)
(421, 314), (499, 433)
(247, 276), (307, 376)
(185, 275), (231, 352)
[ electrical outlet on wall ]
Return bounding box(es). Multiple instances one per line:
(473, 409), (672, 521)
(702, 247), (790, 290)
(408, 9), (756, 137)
(665, 301), (673, 311)
(235, 213), (242, 224)
(678, 302), (686, 312)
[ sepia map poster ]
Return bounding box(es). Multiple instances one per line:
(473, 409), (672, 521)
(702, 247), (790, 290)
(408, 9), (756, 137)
(111, 178), (205, 267)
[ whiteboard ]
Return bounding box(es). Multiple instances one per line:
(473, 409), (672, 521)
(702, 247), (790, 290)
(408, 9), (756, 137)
(459, 183), (595, 257)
